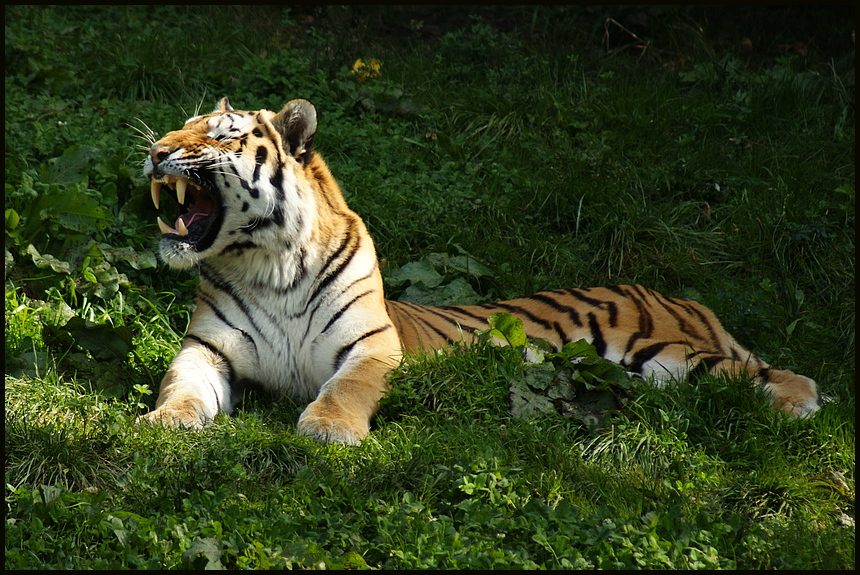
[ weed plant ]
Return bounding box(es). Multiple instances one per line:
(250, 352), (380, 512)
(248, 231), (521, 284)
(5, 6), (854, 569)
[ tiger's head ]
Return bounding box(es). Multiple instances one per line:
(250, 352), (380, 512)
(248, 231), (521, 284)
(143, 98), (318, 269)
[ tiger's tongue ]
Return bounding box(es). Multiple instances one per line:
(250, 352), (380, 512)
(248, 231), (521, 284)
(177, 192), (217, 229)
(177, 211), (210, 228)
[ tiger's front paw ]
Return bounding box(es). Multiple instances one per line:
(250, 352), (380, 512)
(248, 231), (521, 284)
(137, 399), (208, 429)
(297, 400), (369, 445)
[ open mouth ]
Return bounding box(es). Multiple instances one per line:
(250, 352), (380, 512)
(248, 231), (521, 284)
(150, 174), (221, 247)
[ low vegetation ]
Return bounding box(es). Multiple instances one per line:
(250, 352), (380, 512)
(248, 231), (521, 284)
(5, 6), (854, 568)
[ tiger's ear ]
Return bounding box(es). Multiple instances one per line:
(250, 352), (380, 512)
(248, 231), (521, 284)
(216, 97), (234, 113)
(272, 99), (317, 165)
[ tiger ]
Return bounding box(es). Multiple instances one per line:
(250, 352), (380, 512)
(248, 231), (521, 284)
(139, 97), (821, 445)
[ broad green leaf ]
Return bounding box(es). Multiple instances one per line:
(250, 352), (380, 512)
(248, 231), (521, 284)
(41, 144), (101, 185)
(426, 252), (493, 277)
(510, 381), (557, 419)
(91, 266), (125, 298)
(389, 260), (443, 287)
(182, 537), (224, 570)
(834, 183), (854, 199)
(60, 316), (134, 362)
(558, 339), (600, 359)
(487, 312), (526, 347)
(98, 243), (157, 270)
(339, 551), (369, 570)
(432, 277), (481, 305)
(519, 362), (556, 391)
(27, 184), (114, 235)
(399, 277), (481, 306)
(5, 208), (20, 231)
(52, 193), (113, 233)
(26, 244), (73, 274)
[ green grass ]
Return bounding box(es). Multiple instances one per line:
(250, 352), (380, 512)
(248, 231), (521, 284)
(5, 5), (854, 569)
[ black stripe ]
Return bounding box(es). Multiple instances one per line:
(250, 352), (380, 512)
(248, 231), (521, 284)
(396, 302), (467, 343)
(627, 341), (676, 374)
(270, 161), (284, 200)
(320, 290), (374, 335)
(197, 292), (259, 358)
(282, 246), (308, 293)
(551, 320), (568, 347)
(419, 313), (475, 340)
(416, 302), (482, 327)
(184, 334), (233, 412)
(566, 287), (607, 307)
(184, 334), (235, 381)
(587, 312), (607, 357)
(271, 205), (285, 227)
(307, 228), (360, 306)
(253, 146), (268, 182)
(302, 265), (377, 331)
(239, 176), (260, 199)
(686, 356), (713, 384)
(650, 291), (702, 342)
(199, 264), (270, 338)
(415, 317), (461, 344)
(677, 299), (723, 350)
(333, 325), (392, 370)
(523, 292), (583, 327)
(219, 240), (259, 256)
(436, 305), (492, 324)
(701, 354), (728, 372)
(629, 284), (653, 302)
(568, 289), (618, 327)
(622, 287), (655, 355)
(492, 302), (555, 331)
(241, 216), (276, 235)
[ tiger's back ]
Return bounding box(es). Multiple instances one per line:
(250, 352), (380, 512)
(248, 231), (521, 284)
(140, 98), (820, 445)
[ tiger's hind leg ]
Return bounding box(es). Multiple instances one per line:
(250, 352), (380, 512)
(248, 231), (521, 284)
(698, 354), (820, 417)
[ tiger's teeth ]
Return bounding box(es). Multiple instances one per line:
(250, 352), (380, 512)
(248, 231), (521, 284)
(151, 180), (162, 209)
(175, 178), (187, 205)
(176, 217), (189, 236)
(157, 216), (175, 235)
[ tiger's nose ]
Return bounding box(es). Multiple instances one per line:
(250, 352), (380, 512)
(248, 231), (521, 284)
(149, 145), (171, 164)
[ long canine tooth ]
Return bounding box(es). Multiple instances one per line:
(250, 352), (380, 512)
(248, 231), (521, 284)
(176, 217), (189, 236)
(175, 178), (188, 205)
(157, 216), (175, 235)
(151, 180), (162, 209)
